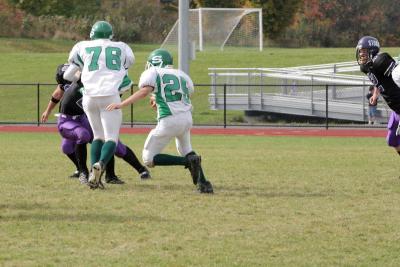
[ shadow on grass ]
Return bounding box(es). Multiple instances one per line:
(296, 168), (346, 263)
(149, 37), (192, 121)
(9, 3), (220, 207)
(129, 183), (333, 198)
(0, 202), (166, 223)
(213, 184), (334, 198)
(132, 183), (196, 192)
(0, 211), (165, 223)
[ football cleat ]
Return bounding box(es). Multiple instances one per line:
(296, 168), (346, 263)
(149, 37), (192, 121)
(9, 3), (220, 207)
(78, 172), (89, 185)
(105, 175), (125, 184)
(139, 167), (151, 180)
(69, 170), (80, 178)
(197, 180), (214, 194)
(88, 161), (105, 189)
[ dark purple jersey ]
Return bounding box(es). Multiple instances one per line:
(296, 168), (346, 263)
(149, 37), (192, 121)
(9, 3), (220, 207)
(366, 53), (400, 114)
(60, 81), (84, 116)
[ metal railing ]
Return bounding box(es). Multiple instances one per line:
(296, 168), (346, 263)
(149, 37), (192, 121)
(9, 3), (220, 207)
(0, 83), (142, 127)
(0, 83), (388, 129)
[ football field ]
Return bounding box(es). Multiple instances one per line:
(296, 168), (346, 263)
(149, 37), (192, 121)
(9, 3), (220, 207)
(1, 131), (400, 266)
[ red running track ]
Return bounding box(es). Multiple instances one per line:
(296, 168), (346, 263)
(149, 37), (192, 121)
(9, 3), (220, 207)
(0, 125), (387, 137)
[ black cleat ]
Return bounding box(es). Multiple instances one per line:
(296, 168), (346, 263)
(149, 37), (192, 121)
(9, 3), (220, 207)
(69, 170), (80, 178)
(78, 172), (89, 185)
(139, 167), (151, 180)
(197, 180), (214, 194)
(186, 154), (201, 185)
(105, 175), (125, 184)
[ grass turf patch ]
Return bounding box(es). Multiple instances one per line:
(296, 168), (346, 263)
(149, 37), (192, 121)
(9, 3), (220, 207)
(1, 132), (400, 266)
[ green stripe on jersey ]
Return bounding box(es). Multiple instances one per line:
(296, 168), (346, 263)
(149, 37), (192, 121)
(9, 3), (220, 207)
(155, 74), (172, 119)
(76, 54), (84, 67)
(118, 75), (133, 94)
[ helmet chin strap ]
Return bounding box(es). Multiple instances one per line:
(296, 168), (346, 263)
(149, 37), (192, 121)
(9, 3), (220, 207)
(145, 61), (166, 70)
(145, 62), (154, 70)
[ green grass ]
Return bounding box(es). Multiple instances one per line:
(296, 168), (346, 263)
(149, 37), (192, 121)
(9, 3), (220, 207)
(3, 38), (400, 125)
(1, 132), (400, 266)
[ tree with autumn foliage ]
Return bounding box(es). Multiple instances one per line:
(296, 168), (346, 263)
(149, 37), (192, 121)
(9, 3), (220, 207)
(3, 0), (400, 46)
(251, 0), (303, 39)
(6, 0), (101, 17)
(281, 0), (400, 47)
(0, 0), (23, 37)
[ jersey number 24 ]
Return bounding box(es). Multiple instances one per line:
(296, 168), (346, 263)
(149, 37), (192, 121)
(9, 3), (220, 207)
(162, 74), (190, 104)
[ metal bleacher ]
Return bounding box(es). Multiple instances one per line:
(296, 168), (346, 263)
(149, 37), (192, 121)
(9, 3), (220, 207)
(208, 62), (391, 122)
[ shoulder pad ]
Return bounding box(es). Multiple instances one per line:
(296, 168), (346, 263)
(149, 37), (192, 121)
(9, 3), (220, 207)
(55, 64), (71, 85)
(373, 53), (396, 76)
(68, 81), (83, 92)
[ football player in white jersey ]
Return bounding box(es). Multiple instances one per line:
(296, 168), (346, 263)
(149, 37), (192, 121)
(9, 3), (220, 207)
(66, 21), (135, 189)
(107, 49), (213, 193)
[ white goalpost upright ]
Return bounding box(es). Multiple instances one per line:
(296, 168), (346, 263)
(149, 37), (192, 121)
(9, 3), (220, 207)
(162, 7), (263, 52)
(198, 7), (203, 51)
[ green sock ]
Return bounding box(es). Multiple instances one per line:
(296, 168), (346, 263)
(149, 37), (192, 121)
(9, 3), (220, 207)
(153, 154), (187, 166)
(91, 139), (104, 166)
(100, 141), (117, 165)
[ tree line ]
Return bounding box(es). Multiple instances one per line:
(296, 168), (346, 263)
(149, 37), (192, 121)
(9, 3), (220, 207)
(1, 0), (400, 47)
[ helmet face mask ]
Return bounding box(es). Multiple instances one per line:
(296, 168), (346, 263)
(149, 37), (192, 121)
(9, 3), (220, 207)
(357, 48), (369, 65)
(146, 49), (173, 69)
(356, 36), (380, 73)
(90, 21), (113, 40)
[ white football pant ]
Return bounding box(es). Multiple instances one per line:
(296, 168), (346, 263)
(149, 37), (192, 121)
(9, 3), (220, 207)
(82, 94), (121, 143)
(142, 112), (193, 167)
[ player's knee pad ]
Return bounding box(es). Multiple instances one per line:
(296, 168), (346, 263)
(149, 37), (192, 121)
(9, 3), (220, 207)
(114, 141), (127, 158)
(61, 140), (75, 155)
(76, 129), (91, 144)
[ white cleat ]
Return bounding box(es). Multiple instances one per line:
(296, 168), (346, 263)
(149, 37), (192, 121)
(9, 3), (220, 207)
(88, 161), (105, 190)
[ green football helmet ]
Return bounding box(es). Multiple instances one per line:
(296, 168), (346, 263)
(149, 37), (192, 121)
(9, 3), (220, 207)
(146, 49), (173, 69)
(90, 21), (113, 40)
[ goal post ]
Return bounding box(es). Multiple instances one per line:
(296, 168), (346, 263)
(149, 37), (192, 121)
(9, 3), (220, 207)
(161, 8), (263, 52)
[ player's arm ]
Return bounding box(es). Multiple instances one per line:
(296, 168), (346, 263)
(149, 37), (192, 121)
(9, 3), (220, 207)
(149, 94), (156, 110)
(370, 86), (380, 105)
(391, 63), (400, 88)
(63, 64), (81, 82)
(106, 86), (153, 110)
(181, 72), (194, 95)
(41, 85), (64, 123)
(123, 44), (135, 69)
(67, 43), (84, 70)
(187, 77), (194, 95)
